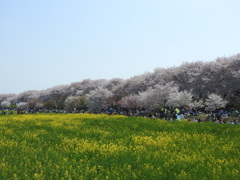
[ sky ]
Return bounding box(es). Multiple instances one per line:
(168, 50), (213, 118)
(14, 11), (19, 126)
(0, 0), (240, 94)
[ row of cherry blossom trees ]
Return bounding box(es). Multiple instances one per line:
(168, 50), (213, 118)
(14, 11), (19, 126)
(0, 54), (239, 112)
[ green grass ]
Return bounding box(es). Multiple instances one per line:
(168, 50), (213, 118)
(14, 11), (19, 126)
(0, 114), (239, 179)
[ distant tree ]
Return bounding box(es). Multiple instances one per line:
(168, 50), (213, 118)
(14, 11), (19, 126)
(16, 102), (28, 109)
(121, 94), (140, 110)
(105, 94), (122, 109)
(13, 90), (39, 104)
(27, 98), (43, 109)
(38, 85), (70, 104)
(0, 54), (239, 110)
(1, 101), (11, 108)
(71, 79), (108, 95)
(64, 96), (87, 112)
(167, 90), (193, 108)
(10, 104), (17, 109)
(136, 91), (148, 109)
(43, 99), (57, 110)
(104, 78), (124, 91)
(76, 95), (87, 111)
(0, 94), (16, 104)
(190, 99), (204, 108)
(55, 94), (68, 109)
(141, 83), (179, 110)
(64, 97), (77, 112)
(86, 87), (112, 112)
(205, 93), (228, 111)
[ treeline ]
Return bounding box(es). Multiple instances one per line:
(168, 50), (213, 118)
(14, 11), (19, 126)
(1, 54), (240, 112)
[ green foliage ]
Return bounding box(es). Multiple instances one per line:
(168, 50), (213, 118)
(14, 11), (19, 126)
(78, 95), (87, 110)
(10, 104), (17, 109)
(55, 94), (68, 109)
(43, 99), (57, 109)
(231, 110), (240, 117)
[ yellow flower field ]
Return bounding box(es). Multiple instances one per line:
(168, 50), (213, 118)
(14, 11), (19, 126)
(0, 114), (239, 179)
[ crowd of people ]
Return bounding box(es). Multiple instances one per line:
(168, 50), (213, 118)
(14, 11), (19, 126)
(1, 107), (240, 125)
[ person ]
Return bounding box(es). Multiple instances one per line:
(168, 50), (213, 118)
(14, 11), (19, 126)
(180, 114), (184, 119)
(172, 113), (177, 121)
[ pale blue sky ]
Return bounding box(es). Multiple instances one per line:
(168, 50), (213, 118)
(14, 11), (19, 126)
(1, 0), (239, 94)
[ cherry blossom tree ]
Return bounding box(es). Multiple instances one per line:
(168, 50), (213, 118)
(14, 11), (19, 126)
(16, 102), (28, 109)
(190, 99), (204, 108)
(27, 98), (43, 109)
(0, 94), (16, 104)
(167, 90), (193, 108)
(86, 87), (112, 112)
(1, 100), (11, 108)
(64, 96), (87, 112)
(139, 83), (179, 110)
(0, 54), (239, 110)
(205, 93), (228, 111)
(121, 94), (140, 110)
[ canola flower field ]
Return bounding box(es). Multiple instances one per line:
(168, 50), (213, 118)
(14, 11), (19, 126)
(0, 114), (239, 180)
